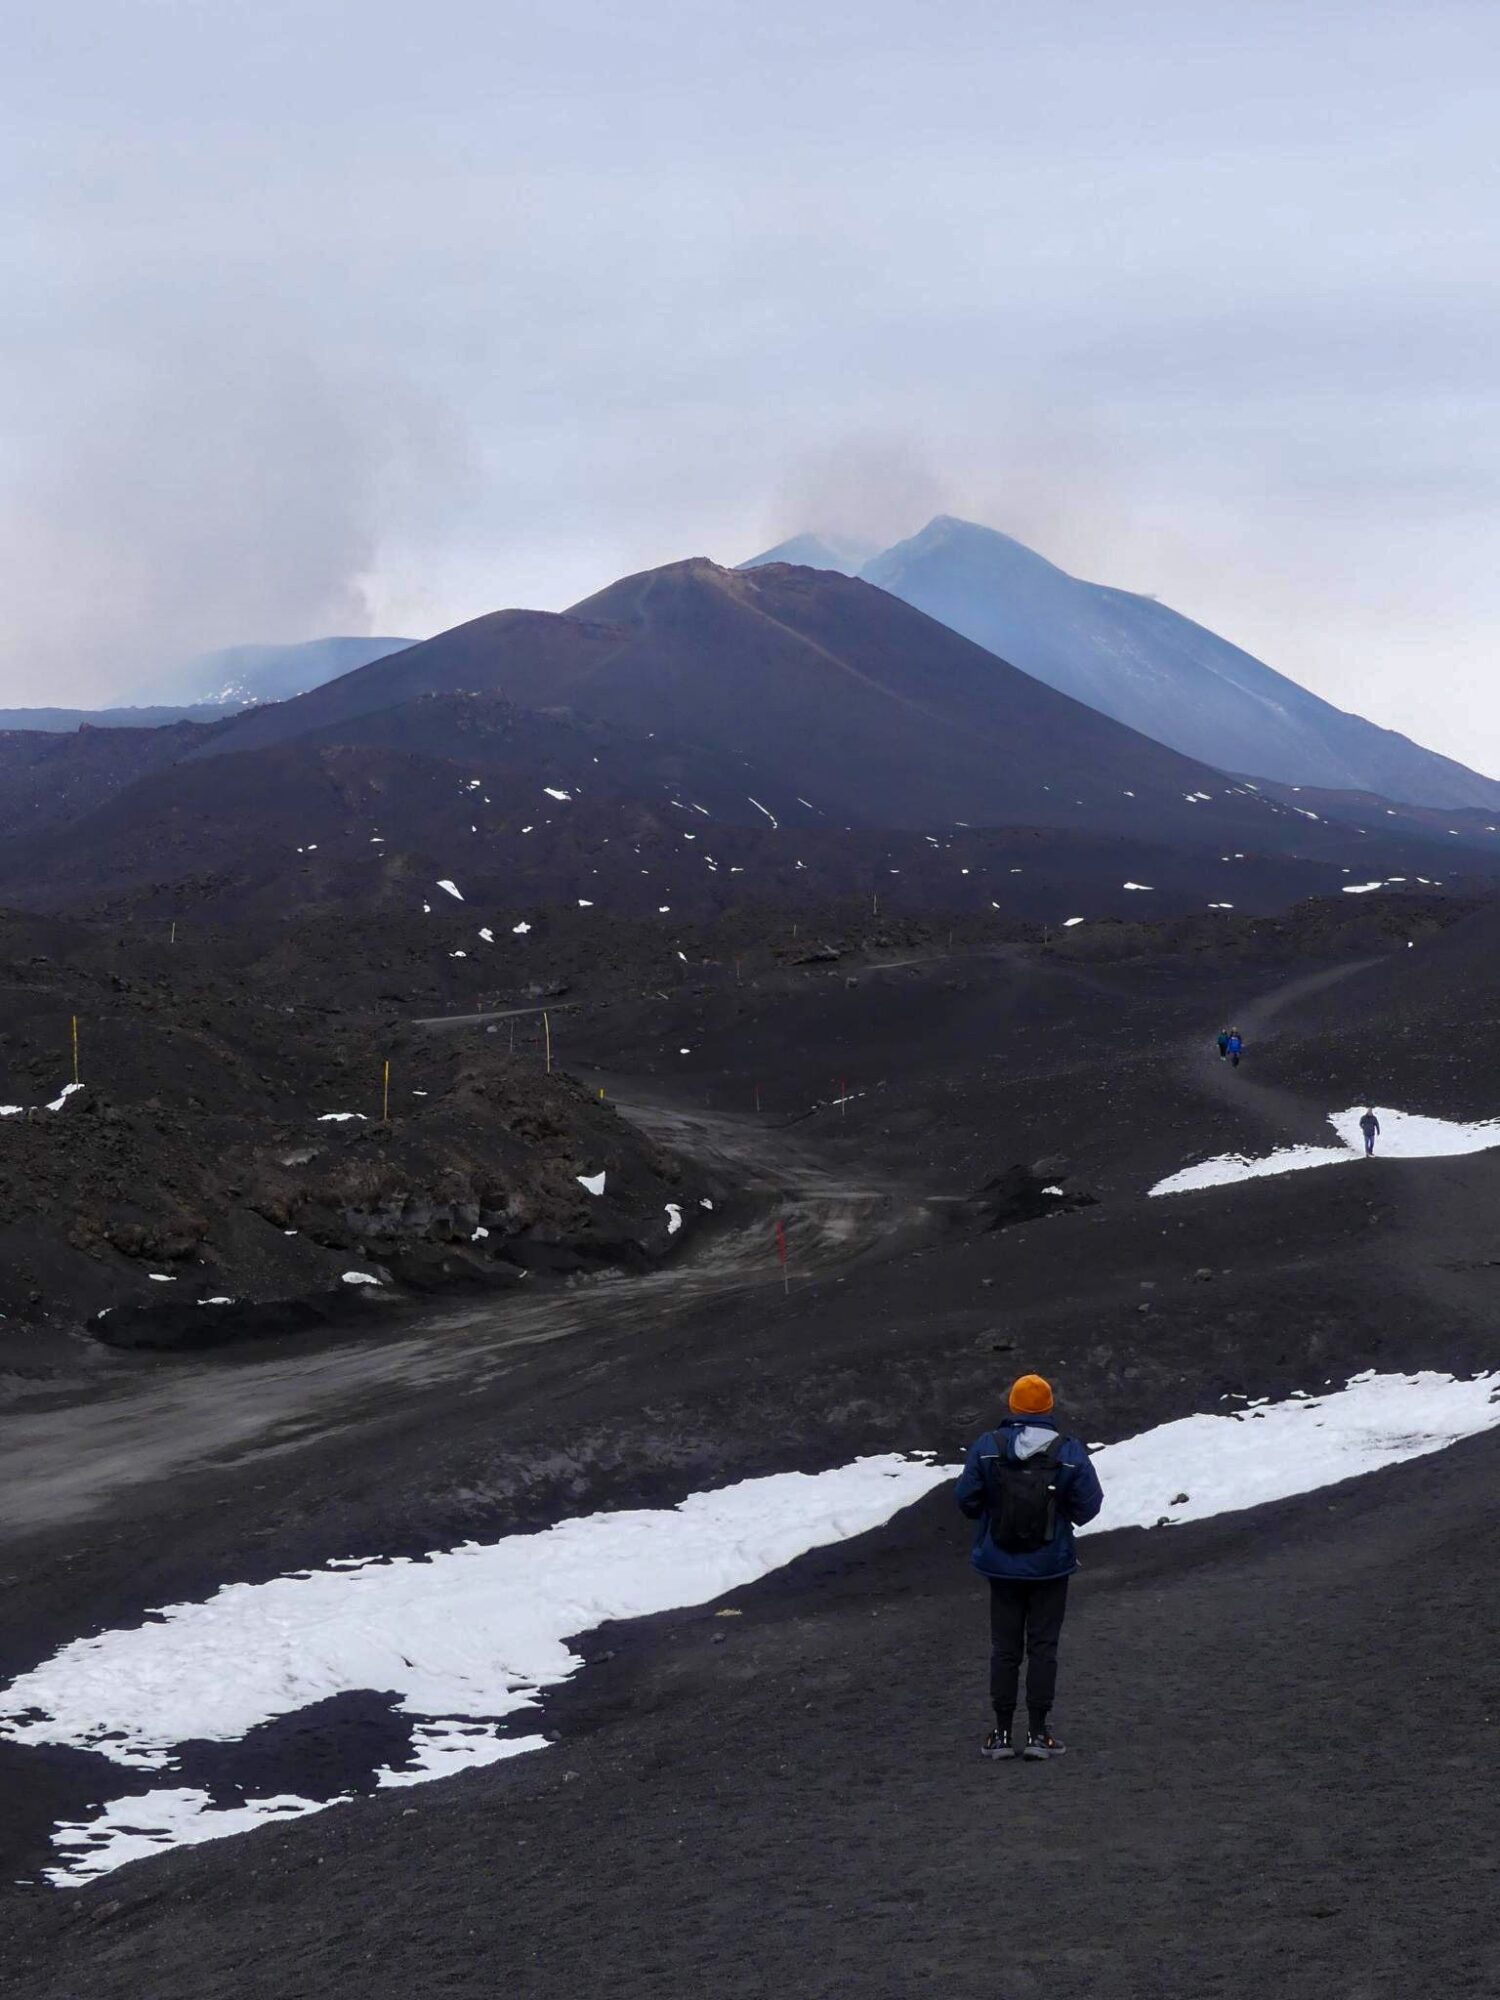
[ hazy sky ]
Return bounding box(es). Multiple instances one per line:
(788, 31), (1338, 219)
(3, 2), (1498, 765)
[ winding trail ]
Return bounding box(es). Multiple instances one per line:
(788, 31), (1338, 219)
(0, 957), (1390, 1542)
(0, 1095), (931, 1541)
(1176, 958), (1381, 1149)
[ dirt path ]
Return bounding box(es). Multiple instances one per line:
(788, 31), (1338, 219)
(0, 958), (1387, 1544)
(0, 1096), (929, 1542)
(1176, 958), (1382, 1146)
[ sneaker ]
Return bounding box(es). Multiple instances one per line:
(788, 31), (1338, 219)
(981, 1726), (1017, 1761)
(1023, 1728), (1066, 1760)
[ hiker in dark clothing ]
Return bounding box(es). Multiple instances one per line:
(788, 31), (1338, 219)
(1360, 1109), (1380, 1156)
(955, 1373), (1104, 1761)
(1226, 1029), (1244, 1068)
(1216, 1028), (1230, 1060)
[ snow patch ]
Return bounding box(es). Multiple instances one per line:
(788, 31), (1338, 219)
(6, 1457), (943, 1883)
(1150, 1105), (1500, 1197)
(665, 1203), (682, 1235)
(1086, 1370), (1500, 1535)
(13, 1370), (1500, 1886)
(576, 1171), (606, 1196)
(436, 880), (464, 901)
(341, 1271), (382, 1286)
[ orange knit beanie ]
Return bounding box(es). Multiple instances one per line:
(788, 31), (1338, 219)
(1008, 1373), (1055, 1416)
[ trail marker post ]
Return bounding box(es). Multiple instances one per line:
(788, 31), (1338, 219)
(775, 1218), (789, 1296)
(382, 1059), (391, 1123)
(71, 1015), (80, 1087)
(840, 1077), (847, 1117)
(543, 1011), (552, 1075)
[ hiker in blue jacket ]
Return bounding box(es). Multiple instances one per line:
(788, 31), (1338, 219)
(956, 1373), (1104, 1761)
(1226, 1029), (1244, 1068)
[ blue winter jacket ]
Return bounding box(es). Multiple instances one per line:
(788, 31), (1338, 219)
(955, 1417), (1104, 1581)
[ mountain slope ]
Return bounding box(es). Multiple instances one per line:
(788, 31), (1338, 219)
(737, 533), (873, 574)
(0, 721), (220, 841)
(0, 705), (213, 733)
(860, 517), (1500, 810)
(126, 635), (413, 710)
(188, 557), (1291, 840)
(9, 558), (1494, 920)
(180, 557), (1497, 862)
(182, 611), (620, 762)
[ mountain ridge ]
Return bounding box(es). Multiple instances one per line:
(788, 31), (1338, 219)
(856, 516), (1500, 810)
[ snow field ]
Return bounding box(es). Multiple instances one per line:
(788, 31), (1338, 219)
(1150, 1105), (1500, 1196)
(1086, 1370), (1500, 1532)
(5, 1369), (1500, 1883)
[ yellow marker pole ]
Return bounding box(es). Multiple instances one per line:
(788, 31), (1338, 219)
(543, 1011), (552, 1075)
(382, 1059), (391, 1123)
(71, 1015), (80, 1087)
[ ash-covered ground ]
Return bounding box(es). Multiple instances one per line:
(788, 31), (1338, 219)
(0, 888), (1496, 1999)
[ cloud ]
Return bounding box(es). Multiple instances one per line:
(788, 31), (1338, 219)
(0, 0), (1496, 765)
(764, 434), (948, 556)
(0, 305), (473, 705)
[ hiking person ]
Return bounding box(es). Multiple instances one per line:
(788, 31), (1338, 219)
(956, 1373), (1104, 1762)
(1360, 1108), (1380, 1156)
(1226, 1028), (1243, 1068)
(1216, 1027), (1230, 1060)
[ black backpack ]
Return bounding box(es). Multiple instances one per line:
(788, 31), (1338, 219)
(986, 1435), (1066, 1552)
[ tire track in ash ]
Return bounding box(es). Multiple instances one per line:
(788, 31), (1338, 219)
(0, 1095), (934, 1540)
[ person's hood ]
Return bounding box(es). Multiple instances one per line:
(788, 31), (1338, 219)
(1000, 1415), (1059, 1460)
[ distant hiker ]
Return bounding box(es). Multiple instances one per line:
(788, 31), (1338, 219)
(956, 1373), (1103, 1762)
(1360, 1109), (1380, 1156)
(1226, 1029), (1243, 1068)
(1216, 1028), (1230, 1060)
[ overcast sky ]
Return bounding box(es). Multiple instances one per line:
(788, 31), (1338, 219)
(3, 2), (1497, 765)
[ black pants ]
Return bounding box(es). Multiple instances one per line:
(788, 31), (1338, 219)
(988, 1576), (1069, 1725)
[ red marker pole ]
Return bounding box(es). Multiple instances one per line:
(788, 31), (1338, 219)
(775, 1218), (789, 1296)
